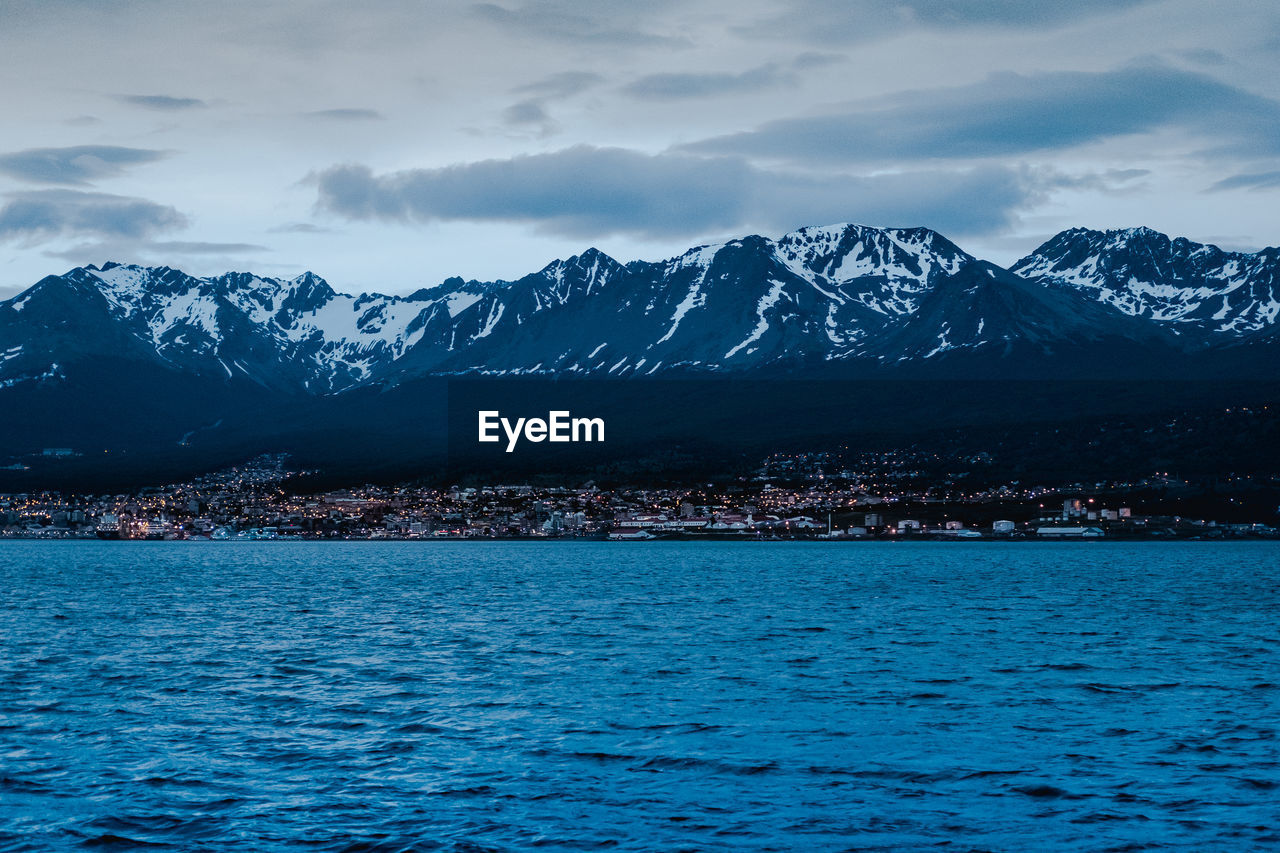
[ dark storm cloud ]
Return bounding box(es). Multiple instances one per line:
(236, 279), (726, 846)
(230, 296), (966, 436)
(511, 71), (604, 99)
(684, 65), (1280, 164)
(0, 189), (186, 243)
(1206, 170), (1280, 192)
(621, 64), (792, 100)
(0, 145), (168, 186)
(471, 0), (689, 47)
(305, 108), (385, 121)
(117, 93), (207, 111)
(736, 0), (1164, 43)
(310, 147), (1037, 239)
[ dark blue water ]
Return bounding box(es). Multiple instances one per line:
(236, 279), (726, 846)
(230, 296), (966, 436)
(1, 542), (1277, 851)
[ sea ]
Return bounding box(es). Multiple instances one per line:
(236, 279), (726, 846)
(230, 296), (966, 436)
(1, 541), (1277, 852)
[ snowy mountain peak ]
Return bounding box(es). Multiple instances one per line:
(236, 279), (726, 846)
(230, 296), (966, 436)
(774, 222), (968, 283)
(3, 222), (1278, 394)
(1012, 227), (1280, 335)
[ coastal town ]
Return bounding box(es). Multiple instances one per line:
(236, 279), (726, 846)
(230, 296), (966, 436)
(2, 452), (1277, 541)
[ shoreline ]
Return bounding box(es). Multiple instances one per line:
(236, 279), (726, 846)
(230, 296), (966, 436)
(3, 534), (1278, 543)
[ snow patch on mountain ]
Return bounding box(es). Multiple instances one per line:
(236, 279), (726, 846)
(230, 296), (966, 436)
(726, 279), (789, 360)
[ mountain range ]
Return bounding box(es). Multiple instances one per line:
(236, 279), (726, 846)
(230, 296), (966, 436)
(2, 222), (1278, 487)
(4, 222), (1278, 394)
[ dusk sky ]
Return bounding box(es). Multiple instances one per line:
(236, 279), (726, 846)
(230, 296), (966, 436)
(2, 0), (1278, 298)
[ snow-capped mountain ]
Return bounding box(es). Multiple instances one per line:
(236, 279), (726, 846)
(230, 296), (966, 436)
(1011, 227), (1280, 338)
(0, 223), (985, 389)
(1, 222), (1277, 397)
(0, 262), (492, 392)
(443, 225), (975, 376)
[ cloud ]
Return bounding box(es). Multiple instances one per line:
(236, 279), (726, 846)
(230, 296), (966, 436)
(1206, 170), (1280, 192)
(267, 222), (333, 234)
(311, 148), (750, 238)
(40, 239), (268, 263)
(621, 64), (792, 100)
(503, 99), (553, 126)
(791, 51), (846, 69)
(501, 71), (603, 136)
(736, 0), (1163, 43)
(754, 164), (1033, 237)
(512, 71), (604, 99)
(684, 65), (1280, 164)
(304, 108), (384, 121)
(117, 93), (207, 111)
(148, 241), (269, 254)
(0, 145), (167, 186)
(1175, 47), (1228, 66)
(1038, 167), (1151, 192)
(470, 0), (689, 47)
(310, 146), (1039, 239)
(620, 53), (843, 101)
(0, 189), (186, 244)
(499, 99), (562, 138)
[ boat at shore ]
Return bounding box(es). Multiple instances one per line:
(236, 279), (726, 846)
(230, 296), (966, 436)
(95, 514), (120, 540)
(608, 527), (655, 541)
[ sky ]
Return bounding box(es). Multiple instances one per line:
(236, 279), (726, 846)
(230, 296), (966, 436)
(1, 0), (1279, 298)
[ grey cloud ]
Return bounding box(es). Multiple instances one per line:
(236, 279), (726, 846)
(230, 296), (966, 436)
(41, 239), (266, 264)
(499, 100), (561, 138)
(878, 0), (1161, 26)
(310, 146), (1038, 239)
(0, 145), (167, 186)
(736, 0), (1163, 43)
(503, 71), (602, 135)
(0, 189), (187, 244)
(117, 93), (206, 111)
(268, 222), (333, 234)
(621, 52), (841, 101)
(1176, 48), (1228, 66)
(311, 148), (752, 237)
(684, 65), (1280, 164)
(791, 52), (846, 69)
(503, 100), (552, 126)
(149, 241), (269, 254)
(753, 164), (1032, 237)
(512, 71), (604, 99)
(622, 64), (792, 100)
(1039, 168), (1151, 191)
(471, 1), (689, 47)
(1206, 170), (1280, 192)
(305, 108), (384, 121)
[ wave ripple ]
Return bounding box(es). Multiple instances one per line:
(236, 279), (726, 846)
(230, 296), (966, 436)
(1, 541), (1277, 851)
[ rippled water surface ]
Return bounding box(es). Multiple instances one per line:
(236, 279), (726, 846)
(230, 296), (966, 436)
(1, 541), (1278, 851)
